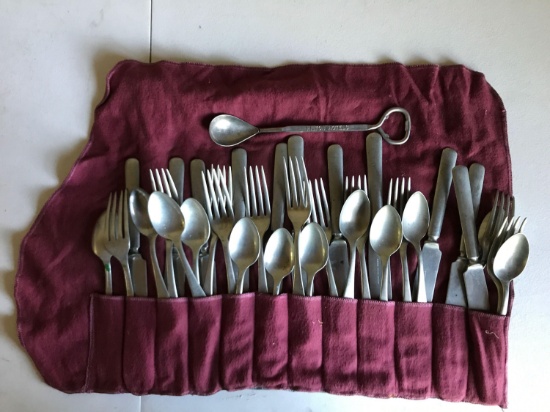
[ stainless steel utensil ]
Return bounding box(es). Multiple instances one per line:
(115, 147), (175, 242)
(340, 190), (371, 299)
(265, 228), (295, 295)
(147, 191), (205, 297)
(91, 211), (112, 295)
(180, 198), (211, 285)
(229, 217), (261, 294)
(104, 191), (135, 297)
(169, 157), (186, 297)
(284, 156), (311, 296)
(209, 107), (411, 147)
(370, 205), (403, 301)
(299, 222), (329, 297)
(401, 191), (430, 303)
(270, 143), (288, 232)
(420, 148), (457, 302)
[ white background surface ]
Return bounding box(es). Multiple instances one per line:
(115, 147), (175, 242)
(1, 1), (548, 411)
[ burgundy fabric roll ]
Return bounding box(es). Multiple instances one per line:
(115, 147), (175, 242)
(15, 61), (512, 406)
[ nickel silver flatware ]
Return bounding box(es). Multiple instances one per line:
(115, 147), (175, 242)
(299, 222), (329, 297)
(265, 228), (295, 296)
(229, 217), (261, 294)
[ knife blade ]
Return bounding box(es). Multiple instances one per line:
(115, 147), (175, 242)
(270, 143), (288, 232)
(169, 157), (186, 297)
(125, 158), (148, 297)
(445, 163), (485, 306)
(190, 158), (216, 296)
(419, 148), (457, 302)
(366, 133), (383, 299)
(452, 165), (489, 311)
(327, 144), (347, 297)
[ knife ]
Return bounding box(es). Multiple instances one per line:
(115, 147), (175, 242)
(287, 135), (306, 295)
(327, 144), (348, 297)
(231, 149), (248, 291)
(452, 165), (489, 311)
(125, 158), (148, 297)
(190, 159), (216, 296)
(366, 133), (383, 299)
(446, 163), (485, 306)
(169, 157), (186, 297)
(419, 148), (457, 302)
(270, 143), (288, 232)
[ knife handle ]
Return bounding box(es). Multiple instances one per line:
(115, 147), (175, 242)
(366, 133), (383, 214)
(231, 149), (247, 220)
(125, 158), (140, 251)
(469, 163), (485, 220)
(271, 143), (288, 231)
(327, 144), (343, 235)
(428, 148), (458, 241)
(452, 166), (479, 261)
(287, 135), (304, 159)
(169, 157), (185, 205)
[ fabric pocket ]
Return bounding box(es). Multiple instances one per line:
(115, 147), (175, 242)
(220, 293), (255, 390)
(187, 295), (222, 394)
(85, 294), (125, 393)
(466, 310), (509, 407)
(322, 297), (358, 394)
(253, 293), (288, 388)
(356, 299), (397, 397)
(432, 304), (468, 402)
(287, 295), (323, 391)
(122, 297), (156, 394)
(395, 303), (433, 399)
(154, 298), (189, 394)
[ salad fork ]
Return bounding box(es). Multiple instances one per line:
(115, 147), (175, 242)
(104, 190), (135, 297)
(284, 156), (311, 296)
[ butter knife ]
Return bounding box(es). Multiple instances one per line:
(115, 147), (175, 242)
(125, 158), (148, 297)
(366, 133), (383, 299)
(419, 148), (457, 302)
(270, 143), (288, 232)
(452, 165), (489, 311)
(327, 144), (348, 297)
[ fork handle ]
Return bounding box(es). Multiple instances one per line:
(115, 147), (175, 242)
(121, 260), (135, 297)
(292, 228), (305, 295)
(221, 238), (237, 294)
(174, 242), (205, 297)
(149, 235), (170, 298)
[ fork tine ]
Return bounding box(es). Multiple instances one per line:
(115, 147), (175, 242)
(206, 169), (221, 219)
(288, 157), (298, 207)
(387, 178), (393, 206)
(308, 180), (318, 223)
(293, 157), (303, 205)
(249, 166), (258, 216)
(517, 217), (527, 233)
(344, 176), (349, 198)
(315, 179), (325, 227)
(165, 169), (178, 200)
(243, 166), (250, 217)
(283, 160), (291, 207)
(319, 178), (330, 229)
(227, 166), (233, 202)
(117, 190), (124, 239)
(220, 168), (234, 219)
(123, 189), (129, 238)
(155, 169), (164, 193)
(260, 166), (271, 215)
(255, 166), (264, 216)
(201, 171), (213, 220)
(149, 170), (157, 192)
(106, 192), (114, 240)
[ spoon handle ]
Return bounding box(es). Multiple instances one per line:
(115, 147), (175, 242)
(414, 244), (427, 303)
(121, 259), (135, 297)
(175, 242), (205, 297)
(292, 229), (305, 296)
(325, 256), (339, 297)
(498, 280), (511, 316)
(149, 235), (170, 298)
(379, 256), (390, 301)
(399, 242), (412, 302)
(235, 268), (246, 295)
(221, 239), (237, 294)
(358, 243), (371, 299)
(257, 247), (269, 294)
(343, 244), (357, 298)
(272, 278), (283, 296)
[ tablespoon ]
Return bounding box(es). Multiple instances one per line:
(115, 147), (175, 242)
(180, 198), (211, 288)
(209, 107), (411, 147)
(402, 192), (430, 302)
(129, 188), (170, 298)
(299, 222), (329, 297)
(147, 191), (206, 297)
(493, 233), (529, 315)
(370, 205), (403, 301)
(265, 228), (295, 295)
(340, 190), (371, 298)
(229, 217), (261, 294)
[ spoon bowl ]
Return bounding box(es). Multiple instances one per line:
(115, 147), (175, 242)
(401, 191), (430, 302)
(147, 191), (205, 297)
(493, 233), (529, 315)
(340, 190), (371, 298)
(180, 198), (211, 279)
(264, 228), (295, 295)
(209, 115), (260, 146)
(299, 223), (329, 296)
(229, 217), (261, 294)
(370, 205), (403, 301)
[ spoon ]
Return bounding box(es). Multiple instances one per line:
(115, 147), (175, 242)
(299, 222), (329, 297)
(401, 191), (430, 302)
(493, 233), (529, 315)
(147, 191), (206, 297)
(209, 107), (411, 147)
(340, 190), (371, 298)
(229, 217), (261, 294)
(370, 205), (403, 301)
(129, 188), (170, 298)
(180, 198), (211, 290)
(264, 228), (295, 295)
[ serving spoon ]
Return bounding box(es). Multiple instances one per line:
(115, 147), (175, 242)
(209, 107), (411, 147)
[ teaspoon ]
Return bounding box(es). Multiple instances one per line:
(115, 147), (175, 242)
(265, 228), (295, 295)
(229, 217), (261, 294)
(299, 222), (329, 297)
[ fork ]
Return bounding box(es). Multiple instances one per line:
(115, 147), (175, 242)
(284, 156), (311, 296)
(480, 191), (514, 265)
(150, 169), (180, 297)
(104, 190), (135, 296)
(203, 166), (237, 294)
(92, 211), (112, 295)
(345, 175), (371, 299)
(388, 177), (412, 302)
(244, 165), (271, 293)
(308, 178), (339, 297)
